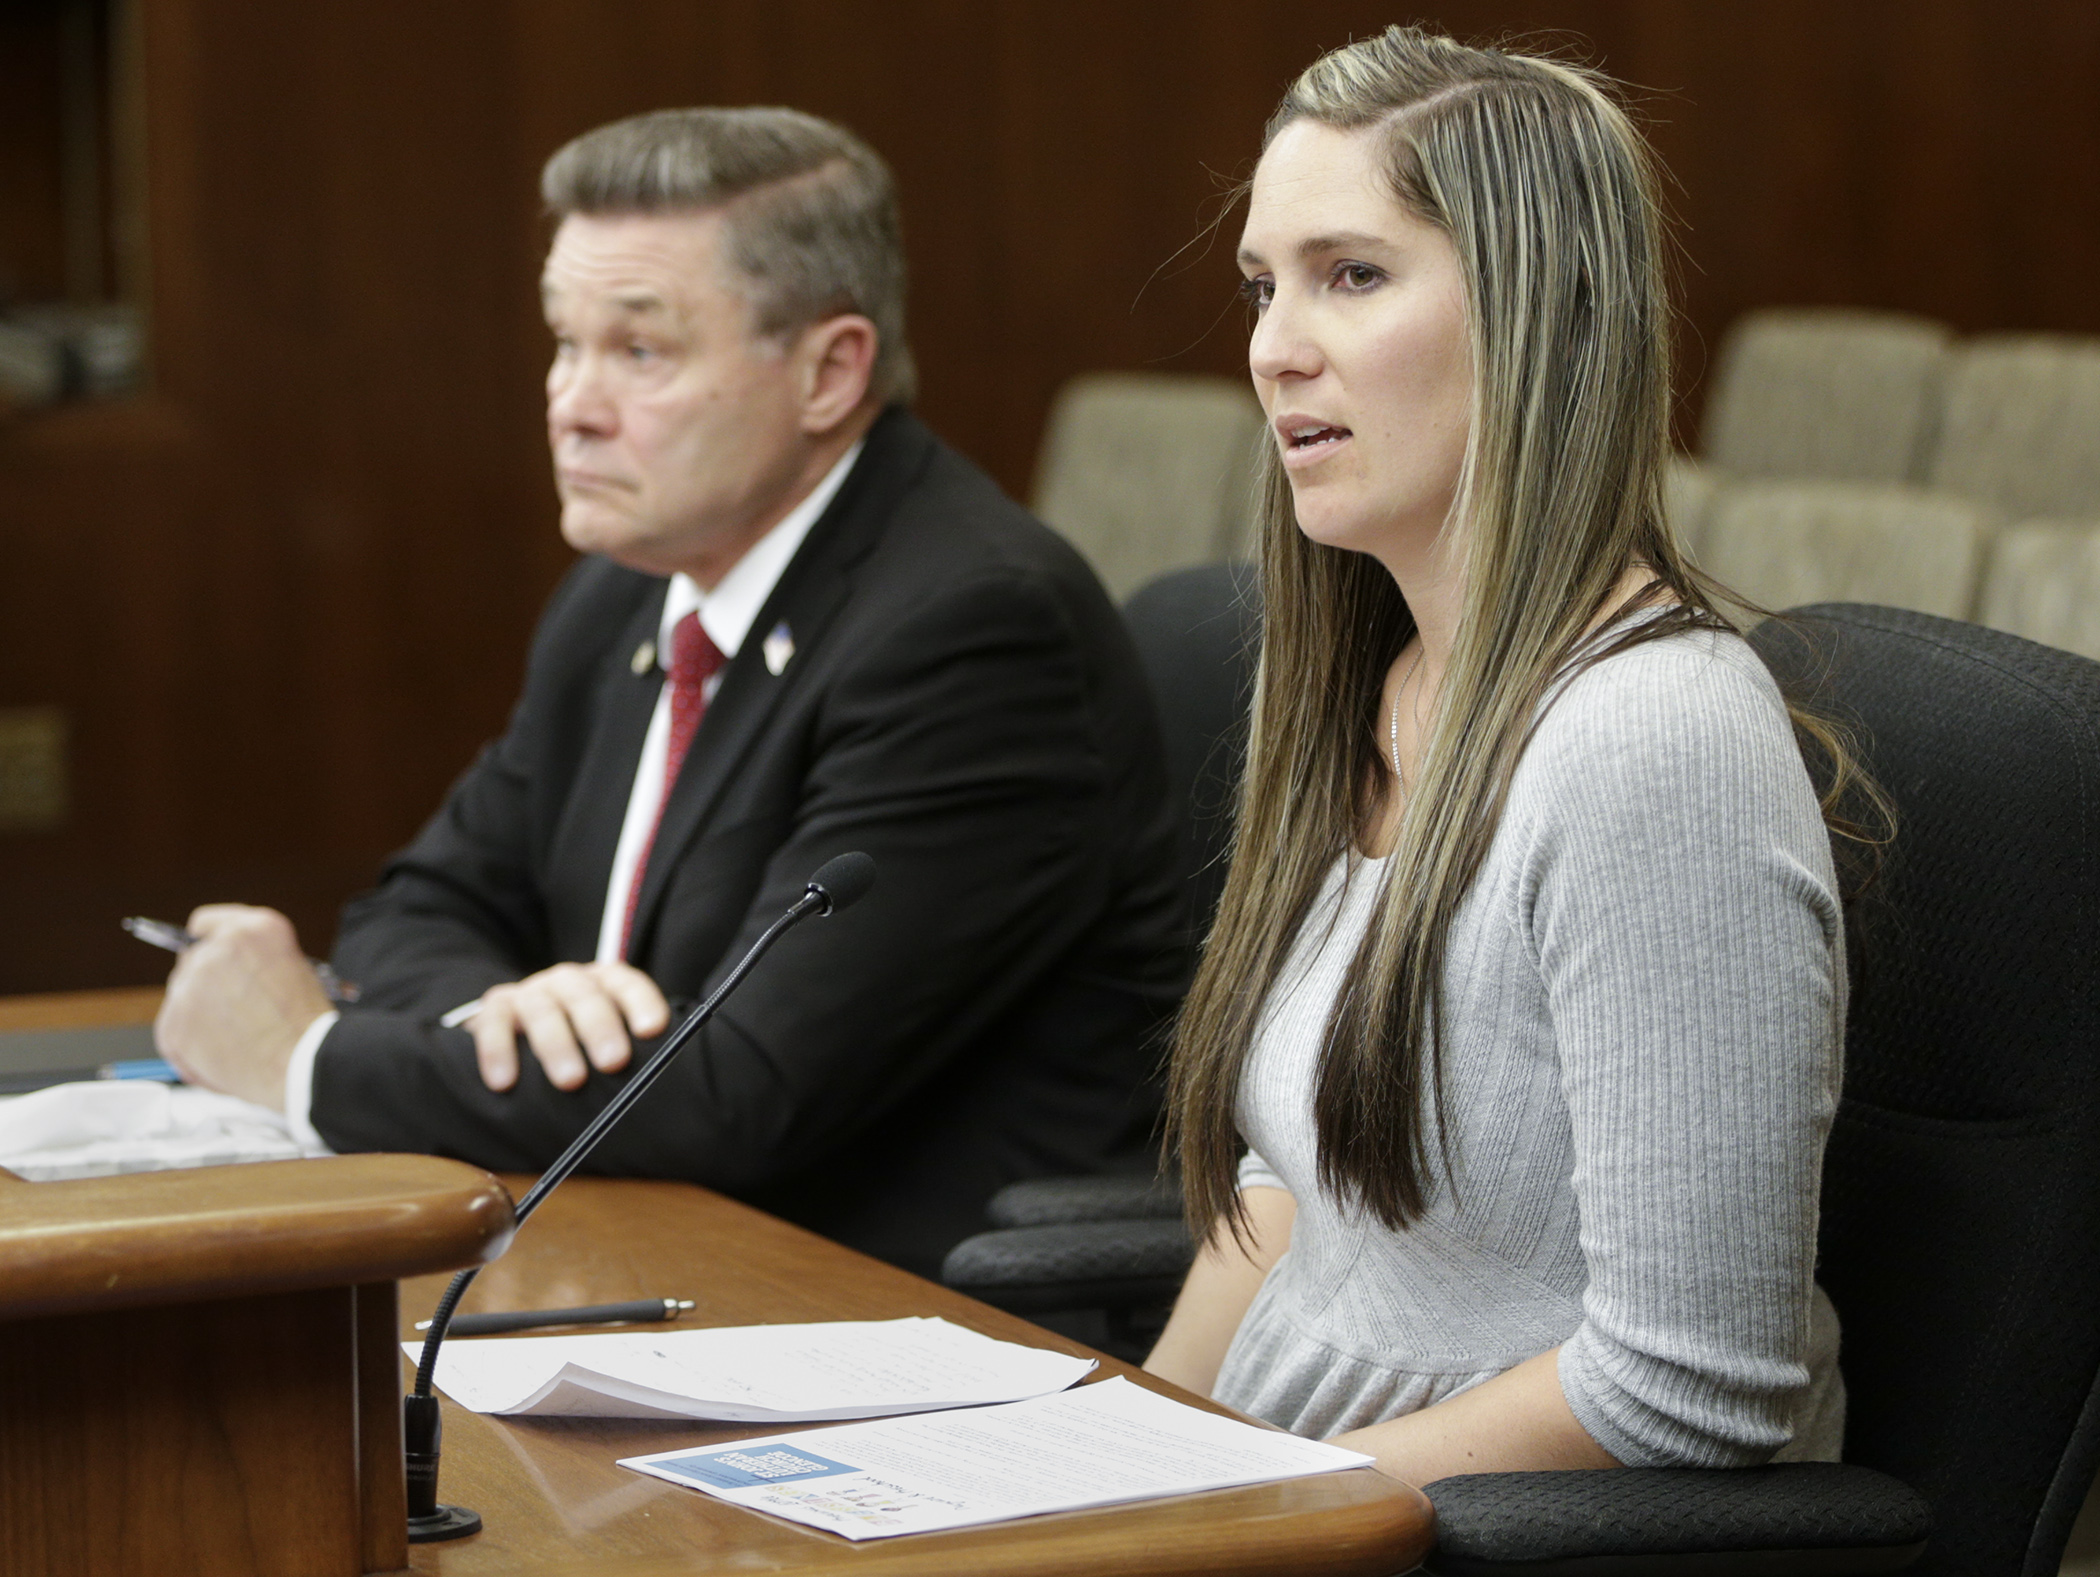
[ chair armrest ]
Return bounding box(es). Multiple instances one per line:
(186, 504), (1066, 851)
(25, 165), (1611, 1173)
(1423, 1464), (1931, 1576)
(940, 1218), (1194, 1315)
(985, 1173), (1184, 1228)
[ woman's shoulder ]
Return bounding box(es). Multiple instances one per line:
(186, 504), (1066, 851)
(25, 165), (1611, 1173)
(1516, 621), (1808, 815)
(1538, 620), (1788, 748)
(1501, 620), (1836, 903)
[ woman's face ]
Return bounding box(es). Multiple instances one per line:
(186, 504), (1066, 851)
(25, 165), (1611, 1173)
(1239, 119), (1472, 564)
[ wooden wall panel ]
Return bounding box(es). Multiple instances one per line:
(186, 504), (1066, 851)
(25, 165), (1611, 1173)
(0, 8), (68, 303)
(0, 0), (2094, 992)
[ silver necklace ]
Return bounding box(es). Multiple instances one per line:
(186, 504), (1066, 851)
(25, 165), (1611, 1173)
(1387, 642), (1427, 786)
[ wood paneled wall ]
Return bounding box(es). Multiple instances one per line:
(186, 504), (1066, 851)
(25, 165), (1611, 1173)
(0, 8), (69, 303)
(2, 0), (2094, 991)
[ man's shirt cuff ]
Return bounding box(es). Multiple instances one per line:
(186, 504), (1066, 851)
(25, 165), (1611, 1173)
(282, 1009), (339, 1152)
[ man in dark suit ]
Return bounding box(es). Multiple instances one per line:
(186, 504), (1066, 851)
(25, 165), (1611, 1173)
(155, 107), (1185, 1276)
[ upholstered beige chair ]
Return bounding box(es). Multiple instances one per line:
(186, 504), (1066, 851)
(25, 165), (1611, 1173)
(1701, 480), (1991, 621)
(1927, 335), (2100, 522)
(1976, 520), (2100, 661)
(1700, 308), (1952, 483)
(1665, 452), (1719, 562)
(1032, 372), (1265, 602)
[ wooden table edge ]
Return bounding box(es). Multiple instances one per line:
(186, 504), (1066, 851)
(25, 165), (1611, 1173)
(0, 985), (165, 1032)
(0, 1153), (514, 1319)
(504, 1465), (1434, 1577)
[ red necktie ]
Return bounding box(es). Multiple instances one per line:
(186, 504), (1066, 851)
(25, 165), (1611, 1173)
(620, 611), (725, 959)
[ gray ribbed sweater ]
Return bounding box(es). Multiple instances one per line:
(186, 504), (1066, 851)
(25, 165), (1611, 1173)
(1210, 627), (1847, 1467)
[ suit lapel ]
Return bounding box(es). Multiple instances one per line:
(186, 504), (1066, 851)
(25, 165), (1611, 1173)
(625, 408), (934, 960)
(543, 588), (666, 959)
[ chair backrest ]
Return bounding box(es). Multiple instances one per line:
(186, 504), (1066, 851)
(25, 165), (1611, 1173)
(1927, 335), (2100, 523)
(1034, 372), (1265, 603)
(1977, 520), (2100, 662)
(1119, 564), (1261, 952)
(1702, 480), (1991, 620)
(1664, 453), (1720, 562)
(1750, 606), (2100, 1577)
(1701, 308), (1951, 483)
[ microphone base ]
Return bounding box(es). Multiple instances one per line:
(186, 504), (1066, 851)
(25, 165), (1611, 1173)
(407, 1504), (483, 1543)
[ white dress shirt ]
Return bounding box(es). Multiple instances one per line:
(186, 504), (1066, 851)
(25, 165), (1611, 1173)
(283, 440), (864, 1147)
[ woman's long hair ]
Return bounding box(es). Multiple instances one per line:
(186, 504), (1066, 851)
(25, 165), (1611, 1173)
(1167, 26), (1885, 1245)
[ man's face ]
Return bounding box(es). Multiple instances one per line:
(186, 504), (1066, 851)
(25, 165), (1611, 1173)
(541, 211), (810, 583)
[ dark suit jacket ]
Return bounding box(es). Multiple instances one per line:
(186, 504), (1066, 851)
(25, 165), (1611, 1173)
(314, 408), (1187, 1275)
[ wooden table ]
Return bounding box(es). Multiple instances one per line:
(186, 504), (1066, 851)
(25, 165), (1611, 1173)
(0, 986), (164, 1031)
(399, 1179), (1433, 1577)
(0, 986), (164, 1082)
(0, 1154), (515, 1577)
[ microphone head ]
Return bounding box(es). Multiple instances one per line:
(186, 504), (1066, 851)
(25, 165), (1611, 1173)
(807, 851), (876, 915)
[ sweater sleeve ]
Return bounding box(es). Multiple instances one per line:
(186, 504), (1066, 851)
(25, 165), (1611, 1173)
(1520, 638), (1844, 1467)
(1237, 1148), (1290, 1194)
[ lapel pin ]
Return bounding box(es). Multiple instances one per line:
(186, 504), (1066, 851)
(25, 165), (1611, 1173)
(762, 621), (795, 676)
(630, 639), (657, 676)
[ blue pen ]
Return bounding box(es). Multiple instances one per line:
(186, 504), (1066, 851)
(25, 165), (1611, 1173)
(100, 1058), (182, 1082)
(120, 915), (361, 1005)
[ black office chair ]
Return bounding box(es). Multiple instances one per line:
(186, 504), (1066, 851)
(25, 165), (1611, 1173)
(940, 563), (1254, 1353)
(1121, 559), (1263, 954)
(1429, 605), (2100, 1573)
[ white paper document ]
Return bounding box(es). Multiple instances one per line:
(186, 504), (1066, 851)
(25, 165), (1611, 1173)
(408, 1315), (1096, 1422)
(619, 1375), (1373, 1540)
(0, 1080), (329, 1180)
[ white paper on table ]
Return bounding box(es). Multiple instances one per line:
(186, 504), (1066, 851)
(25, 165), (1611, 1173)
(618, 1375), (1374, 1540)
(407, 1316), (1096, 1422)
(0, 1081), (329, 1180)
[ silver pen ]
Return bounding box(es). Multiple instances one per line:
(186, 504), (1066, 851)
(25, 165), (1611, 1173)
(122, 915), (361, 1004)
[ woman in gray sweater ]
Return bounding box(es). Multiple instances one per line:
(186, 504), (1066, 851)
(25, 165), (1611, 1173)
(1145, 27), (1869, 1485)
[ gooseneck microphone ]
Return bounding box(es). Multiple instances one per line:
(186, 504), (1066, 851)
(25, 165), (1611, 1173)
(404, 851), (877, 1543)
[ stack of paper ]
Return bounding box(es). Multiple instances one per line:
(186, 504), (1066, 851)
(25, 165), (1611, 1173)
(410, 1316), (1096, 1422)
(621, 1376), (1375, 1540)
(0, 1080), (326, 1180)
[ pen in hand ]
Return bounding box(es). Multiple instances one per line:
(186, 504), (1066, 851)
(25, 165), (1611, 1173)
(414, 1298), (696, 1337)
(122, 915), (362, 1004)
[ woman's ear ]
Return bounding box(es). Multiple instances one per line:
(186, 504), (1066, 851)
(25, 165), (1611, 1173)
(795, 314), (879, 434)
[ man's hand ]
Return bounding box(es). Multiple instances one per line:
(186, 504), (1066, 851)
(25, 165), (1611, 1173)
(466, 961), (669, 1093)
(155, 905), (333, 1111)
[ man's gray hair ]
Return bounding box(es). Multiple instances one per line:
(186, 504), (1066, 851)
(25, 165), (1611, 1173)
(542, 106), (915, 405)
